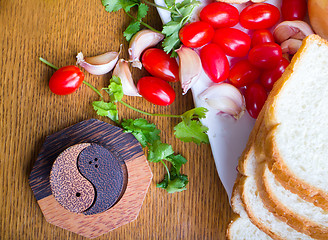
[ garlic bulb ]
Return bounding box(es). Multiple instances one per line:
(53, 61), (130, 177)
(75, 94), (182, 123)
(273, 21), (314, 43)
(76, 45), (121, 75)
(176, 46), (202, 95)
(199, 83), (245, 120)
(113, 59), (141, 97)
(128, 30), (164, 69)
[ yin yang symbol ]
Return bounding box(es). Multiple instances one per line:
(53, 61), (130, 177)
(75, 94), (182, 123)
(50, 143), (125, 215)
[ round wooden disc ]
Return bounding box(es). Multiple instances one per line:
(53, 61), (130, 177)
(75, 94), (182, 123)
(77, 144), (124, 215)
(50, 143), (95, 213)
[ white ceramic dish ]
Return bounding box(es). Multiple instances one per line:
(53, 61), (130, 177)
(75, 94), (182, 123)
(155, 0), (281, 200)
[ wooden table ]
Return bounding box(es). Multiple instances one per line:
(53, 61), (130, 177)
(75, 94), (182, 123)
(0, 0), (232, 239)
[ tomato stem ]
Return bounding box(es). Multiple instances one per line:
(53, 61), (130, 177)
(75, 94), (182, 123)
(83, 81), (103, 100)
(39, 57), (59, 70)
(118, 100), (182, 118)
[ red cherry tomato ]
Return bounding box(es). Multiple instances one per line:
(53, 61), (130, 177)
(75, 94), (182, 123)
(212, 28), (251, 57)
(245, 83), (267, 119)
(260, 58), (289, 91)
(229, 60), (260, 88)
(281, 0), (307, 21)
(240, 3), (280, 30)
(49, 65), (84, 95)
(137, 77), (176, 106)
(200, 43), (229, 83)
(248, 42), (282, 69)
(142, 48), (179, 82)
(179, 21), (214, 48)
(199, 2), (239, 29)
(251, 29), (275, 47)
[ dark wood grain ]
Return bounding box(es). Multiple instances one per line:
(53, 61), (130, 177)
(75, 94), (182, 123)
(0, 0), (232, 239)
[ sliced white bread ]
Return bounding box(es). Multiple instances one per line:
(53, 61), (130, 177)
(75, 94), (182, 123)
(259, 164), (328, 239)
(230, 103), (312, 239)
(240, 148), (313, 240)
(227, 176), (273, 240)
(227, 216), (273, 240)
(254, 34), (328, 211)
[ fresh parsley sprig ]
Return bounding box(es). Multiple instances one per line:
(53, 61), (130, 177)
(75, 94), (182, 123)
(91, 76), (209, 193)
(93, 76), (209, 144)
(101, 0), (161, 41)
(101, 0), (200, 55)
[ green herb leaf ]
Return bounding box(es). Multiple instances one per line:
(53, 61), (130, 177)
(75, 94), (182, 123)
(161, 0), (200, 55)
(123, 21), (141, 41)
(101, 0), (140, 12)
(137, 3), (149, 20)
(182, 107), (208, 125)
(166, 154), (187, 174)
(164, 0), (175, 8)
(174, 120), (209, 144)
(121, 118), (160, 147)
(104, 76), (124, 102)
(92, 101), (118, 123)
(157, 169), (189, 193)
(101, 0), (122, 12)
(122, 1), (140, 12)
(148, 140), (174, 163)
(162, 21), (181, 56)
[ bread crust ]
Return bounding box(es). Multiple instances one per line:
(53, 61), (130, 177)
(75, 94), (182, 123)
(257, 34), (328, 211)
(259, 164), (328, 239)
(239, 175), (285, 240)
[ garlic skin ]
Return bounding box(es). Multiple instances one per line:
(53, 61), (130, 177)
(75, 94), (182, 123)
(281, 39), (303, 55)
(76, 45), (121, 75)
(199, 83), (245, 120)
(273, 21), (314, 44)
(176, 46), (202, 95)
(128, 30), (164, 69)
(113, 59), (141, 97)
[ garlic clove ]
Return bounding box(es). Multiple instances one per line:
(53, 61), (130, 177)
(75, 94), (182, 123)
(84, 52), (119, 65)
(199, 83), (245, 120)
(128, 29), (164, 69)
(281, 39), (303, 55)
(76, 45), (122, 75)
(113, 59), (141, 97)
(176, 46), (202, 95)
(273, 21), (314, 44)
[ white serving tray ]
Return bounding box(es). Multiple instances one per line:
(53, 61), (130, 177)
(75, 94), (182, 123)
(155, 0), (281, 200)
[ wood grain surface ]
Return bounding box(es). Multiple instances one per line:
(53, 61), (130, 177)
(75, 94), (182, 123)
(0, 0), (233, 239)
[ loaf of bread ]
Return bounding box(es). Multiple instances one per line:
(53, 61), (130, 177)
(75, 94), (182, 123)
(227, 34), (328, 239)
(255, 34), (328, 210)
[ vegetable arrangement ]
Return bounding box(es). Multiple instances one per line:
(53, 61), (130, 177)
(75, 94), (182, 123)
(40, 0), (321, 193)
(172, 0), (314, 119)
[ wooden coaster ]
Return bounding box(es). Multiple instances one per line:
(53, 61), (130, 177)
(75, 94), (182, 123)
(29, 119), (152, 238)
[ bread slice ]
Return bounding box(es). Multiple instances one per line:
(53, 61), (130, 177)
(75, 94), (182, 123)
(259, 164), (328, 239)
(254, 34), (328, 211)
(227, 216), (273, 240)
(230, 103), (312, 239)
(240, 148), (313, 240)
(227, 174), (273, 240)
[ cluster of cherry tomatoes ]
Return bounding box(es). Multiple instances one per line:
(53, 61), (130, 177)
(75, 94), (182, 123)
(47, 0), (308, 117)
(177, 1), (306, 119)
